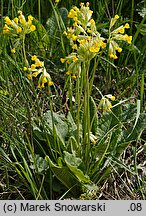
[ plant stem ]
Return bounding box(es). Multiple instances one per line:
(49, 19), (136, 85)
(76, 76), (80, 146)
(83, 61), (91, 170)
(140, 73), (144, 112)
(130, 0), (134, 35)
(1, 0), (3, 27)
(22, 35), (27, 65)
(38, 0), (41, 21)
(11, 0), (14, 19)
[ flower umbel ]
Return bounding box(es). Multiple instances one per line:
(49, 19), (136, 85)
(108, 15), (132, 59)
(3, 12), (36, 36)
(61, 3), (107, 76)
(26, 55), (53, 89)
(98, 95), (115, 112)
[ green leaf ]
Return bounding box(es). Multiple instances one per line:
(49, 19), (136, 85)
(96, 112), (113, 140)
(45, 155), (78, 189)
(136, 23), (146, 35)
(91, 103), (146, 183)
(44, 110), (68, 141)
(24, 18), (50, 55)
(33, 125), (46, 141)
(66, 136), (79, 153)
(120, 103), (137, 123)
(46, 7), (68, 38)
(30, 154), (48, 174)
(64, 151), (90, 183)
(115, 113), (146, 157)
(67, 111), (77, 133)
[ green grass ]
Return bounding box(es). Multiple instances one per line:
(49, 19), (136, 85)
(0, 0), (146, 200)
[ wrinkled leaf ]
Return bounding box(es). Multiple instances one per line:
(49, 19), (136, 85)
(64, 151), (90, 183)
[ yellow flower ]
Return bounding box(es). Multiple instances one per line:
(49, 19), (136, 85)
(87, 29), (92, 33)
(110, 15), (119, 29)
(100, 41), (106, 49)
(89, 10), (93, 15)
(73, 17), (78, 22)
(111, 96), (115, 101)
(72, 75), (77, 79)
(66, 60), (71, 64)
(35, 60), (43, 67)
(20, 18), (26, 25)
(89, 19), (95, 25)
(119, 27), (125, 34)
(41, 83), (45, 88)
(116, 47), (122, 52)
(67, 33), (72, 39)
(63, 31), (67, 35)
(125, 23), (130, 29)
(80, 3), (84, 7)
(30, 25), (36, 31)
(27, 74), (32, 80)
(13, 17), (19, 24)
(127, 35), (132, 44)
(60, 58), (66, 63)
(113, 54), (118, 59)
(32, 71), (39, 77)
(31, 55), (37, 61)
(18, 10), (23, 16)
(114, 14), (119, 20)
(42, 76), (48, 83)
(66, 70), (72, 75)
(11, 48), (16, 53)
(38, 71), (53, 88)
(87, 36), (91, 40)
(112, 25), (125, 34)
(28, 15), (33, 21)
(78, 39), (86, 45)
(73, 56), (78, 62)
(86, 2), (90, 7)
(72, 44), (78, 50)
(68, 9), (77, 19)
(120, 34), (132, 44)
(17, 27), (22, 33)
(3, 29), (10, 33)
(73, 22), (78, 27)
(23, 67), (28, 71)
(71, 34), (78, 41)
(109, 53), (118, 59)
(5, 16), (12, 25)
(37, 84), (41, 88)
(28, 20), (32, 25)
(27, 15), (33, 25)
(3, 24), (9, 29)
(31, 64), (36, 70)
(105, 94), (116, 101)
(3, 24), (10, 33)
(48, 81), (54, 86)
(89, 46), (100, 53)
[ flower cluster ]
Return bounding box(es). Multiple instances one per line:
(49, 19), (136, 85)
(60, 2), (106, 77)
(3, 11), (36, 35)
(108, 15), (132, 59)
(61, 3), (132, 72)
(24, 55), (53, 88)
(98, 94), (115, 112)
